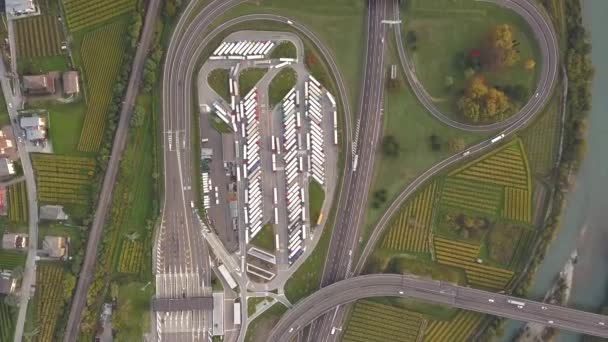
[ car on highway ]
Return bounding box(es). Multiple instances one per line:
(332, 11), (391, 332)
(488, 298), (494, 303)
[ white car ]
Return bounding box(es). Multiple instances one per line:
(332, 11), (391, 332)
(599, 322), (605, 326)
(541, 306), (547, 310)
(548, 320), (554, 324)
(398, 291), (404, 295)
(488, 299), (495, 303)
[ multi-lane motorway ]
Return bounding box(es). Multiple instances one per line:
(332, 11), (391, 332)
(268, 274), (608, 341)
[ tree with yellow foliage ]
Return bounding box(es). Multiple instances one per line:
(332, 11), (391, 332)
(489, 24), (520, 67)
(524, 59), (536, 70)
(458, 76), (512, 123)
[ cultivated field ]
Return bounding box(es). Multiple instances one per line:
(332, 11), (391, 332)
(32, 154), (96, 205)
(15, 15), (62, 58)
(0, 299), (15, 342)
(521, 93), (561, 176)
(381, 182), (437, 253)
(117, 240), (144, 274)
(63, 0), (136, 32)
(440, 177), (502, 215)
(77, 21), (128, 152)
(35, 263), (65, 342)
(425, 310), (483, 341)
(343, 300), (425, 342)
(8, 181), (28, 222)
(433, 236), (513, 289)
(0, 251), (26, 269)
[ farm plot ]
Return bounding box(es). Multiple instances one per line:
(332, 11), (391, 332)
(504, 187), (531, 223)
(449, 139), (531, 190)
(0, 250), (26, 269)
(425, 310), (483, 342)
(117, 240), (144, 274)
(35, 263), (65, 342)
(439, 177), (502, 215)
(0, 299), (15, 342)
(77, 21), (128, 152)
(32, 154), (96, 205)
(433, 237), (513, 289)
(63, 0), (136, 32)
(15, 15), (62, 58)
(7, 181), (28, 222)
(520, 94), (561, 176)
(381, 182), (437, 253)
(343, 300), (425, 342)
(509, 228), (535, 270)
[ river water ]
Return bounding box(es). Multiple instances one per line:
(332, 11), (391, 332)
(500, 1), (608, 341)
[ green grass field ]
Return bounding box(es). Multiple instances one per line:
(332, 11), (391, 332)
(249, 224), (275, 252)
(268, 67), (297, 108)
(486, 223), (523, 266)
(47, 100), (88, 155)
(308, 180), (325, 225)
(111, 281), (153, 341)
(270, 41), (297, 59)
(361, 29), (489, 246)
(247, 297), (271, 316)
(239, 68), (267, 97)
(18, 55), (70, 75)
(402, 0), (540, 120)
(207, 68), (230, 102)
(0, 250), (26, 269)
(0, 298), (16, 342)
(245, 303), (287, 342)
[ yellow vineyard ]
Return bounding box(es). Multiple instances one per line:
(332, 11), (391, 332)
(425, 310), (483, 342)
(434, 237), (513, 289)
(382, 182), (437, 253)
(504, 187), (531, 223)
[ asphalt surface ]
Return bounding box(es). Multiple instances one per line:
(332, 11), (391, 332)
(268, 274), (608, 341)
(0, 49), (39, 342)
(305, 1), (389, 340)
(62, 0), (162, 339)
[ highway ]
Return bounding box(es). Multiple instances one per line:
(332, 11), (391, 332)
(306, 0), (389, 340)
(62, 0), (163, 339)
(268, 274), (608, 341)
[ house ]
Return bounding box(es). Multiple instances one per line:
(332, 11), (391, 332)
(62, 71), (80, 96)
(5, 0), (36, 16)
(0, 271), (16, 295)
(41, 236), (67, 259)
(0, 127), (16, 158)
(20, 116), (46, 143)
(23, 73), (55, 95)
(0, 158), (15, 179)
(39, 205), (68, 221)
(1, 233), (28, 250)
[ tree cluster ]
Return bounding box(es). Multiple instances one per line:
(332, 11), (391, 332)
(381, 135), (400, 157)
(457, 76), (512, 123)
(488, 24), (521, 68)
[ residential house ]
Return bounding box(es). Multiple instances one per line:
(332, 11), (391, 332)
(20, 115), (46, 143)
(0, 127), (16, 159)
(62, 71), (80, 96)
(0, 271), (16, 295)
(23, 73), (55, 95)
(0, 158), (15, 179)
(1, 233), (28, 250)
(41, 236), (68, 259)
(5, 0), (36, 16)
(39, 205), (68, 221)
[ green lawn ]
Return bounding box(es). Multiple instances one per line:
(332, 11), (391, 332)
(308, 180), (325, 225)
(0, 90), (8, 126)
(18, 55), (70, 74)
(247, 297), (271, 316)
(371, 297), (458, 321)
(244, 303), (287, 342)
(402, 0), (541, 120)
(485, 223), (523, 266)
(207, 68), (230, 102)
(239, 68), (267, 97)
(249, 223), (275, 252)
(209, 0), (365, 113)
(0, 250), (26, 270)
(211, 271), (224, 292)
(111, 281), (153, 341)
(361, 29), (489, 246)
(46, 100), (88, 155)
(270, 41), (297, 59)
(284, 216), (332, 303)
(268, 67), (297, 108)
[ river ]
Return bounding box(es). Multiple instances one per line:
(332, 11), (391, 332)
(500, 0), (608, 341)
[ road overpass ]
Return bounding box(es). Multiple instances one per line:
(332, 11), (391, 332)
(269, 274), (608, 341)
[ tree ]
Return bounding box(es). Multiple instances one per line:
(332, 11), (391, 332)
(381, 135), (400, 157)
(429, 134), (441, 151)
(489, 24), (520, 67)
(405, 30), (417, 46)
(448, 138), (466, 152)
(458, 76), (512, 123)
(524, 58), (536, 70)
